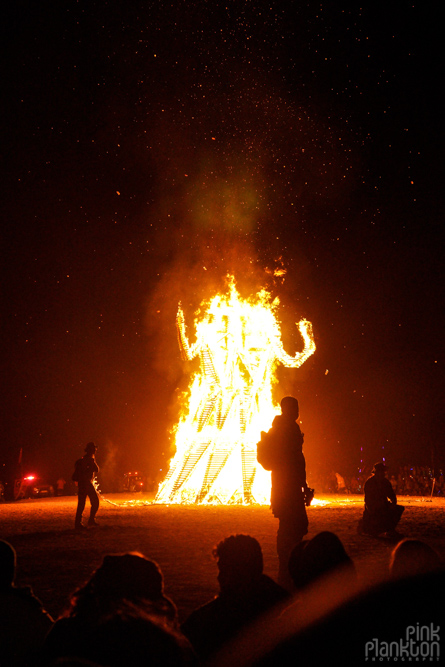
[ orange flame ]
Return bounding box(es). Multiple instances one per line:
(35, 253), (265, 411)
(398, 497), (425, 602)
(155, 277), (315, 504)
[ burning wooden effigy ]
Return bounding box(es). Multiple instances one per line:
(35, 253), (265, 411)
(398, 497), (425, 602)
(155, 277), (315, 504)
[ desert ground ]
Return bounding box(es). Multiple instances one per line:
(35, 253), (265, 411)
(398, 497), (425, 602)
(1, 493), (444, 623)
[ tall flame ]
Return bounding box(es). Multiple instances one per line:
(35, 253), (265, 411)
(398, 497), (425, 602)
(155, 277), (315, 505)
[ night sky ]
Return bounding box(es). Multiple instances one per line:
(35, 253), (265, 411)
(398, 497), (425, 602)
(2, 2), (443, 486)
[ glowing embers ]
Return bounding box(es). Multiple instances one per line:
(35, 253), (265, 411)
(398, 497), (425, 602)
(155, 277), (316, 505)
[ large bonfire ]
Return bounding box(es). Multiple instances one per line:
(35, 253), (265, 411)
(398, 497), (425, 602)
(155, 277), (315, 505)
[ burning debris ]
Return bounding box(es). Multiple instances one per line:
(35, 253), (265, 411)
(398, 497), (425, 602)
(155, 277), (315, 505)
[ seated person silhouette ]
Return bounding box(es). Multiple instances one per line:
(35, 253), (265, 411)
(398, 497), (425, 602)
(42, 551), (184, 665)
(359, 462), (404, 537)
(0, 539), (53, 667)
(181, 534), (289, 660)
(57, 603), (195, 667)
(288, 531), (357, 593)
(277, 531), (358, 628)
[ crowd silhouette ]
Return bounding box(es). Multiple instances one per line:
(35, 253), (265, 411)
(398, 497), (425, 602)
(1, 528), (443, 667)
(313, 464), (445, 497)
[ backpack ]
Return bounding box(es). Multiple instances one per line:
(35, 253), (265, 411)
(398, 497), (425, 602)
(256, 430), (277, 471)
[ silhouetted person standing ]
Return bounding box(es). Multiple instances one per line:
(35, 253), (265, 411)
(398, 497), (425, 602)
(257, 396), (312, 588)
(73, 442), (99, 530)
(359, 462), (404, 537)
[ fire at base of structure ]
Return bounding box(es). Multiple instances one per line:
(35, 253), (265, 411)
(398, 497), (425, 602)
(155, 277), (316, 505)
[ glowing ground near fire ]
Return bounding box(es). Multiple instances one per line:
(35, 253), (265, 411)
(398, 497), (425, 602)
(155, 277), (316, 505)
(1, 495), (444, 623)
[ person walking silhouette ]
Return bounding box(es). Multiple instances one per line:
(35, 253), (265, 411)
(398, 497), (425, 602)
(72, 442), (100, 530)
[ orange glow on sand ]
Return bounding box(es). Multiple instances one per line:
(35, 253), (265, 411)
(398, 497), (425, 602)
(155, 276), (315, 505)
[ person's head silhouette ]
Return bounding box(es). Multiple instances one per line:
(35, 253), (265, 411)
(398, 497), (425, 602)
(289, 531), (356, 591)
(213, 535), (263, 594)
(70, 552), (176, 621)
(390, 539), (442, 579)
(280, 396), (299, 421)
(85, 442), (97, 455)
(372, 462), (388, 477)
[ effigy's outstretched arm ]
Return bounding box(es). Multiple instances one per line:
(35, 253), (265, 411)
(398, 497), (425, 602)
(276, 318), (316, 368)
(176, 304), (200, 361)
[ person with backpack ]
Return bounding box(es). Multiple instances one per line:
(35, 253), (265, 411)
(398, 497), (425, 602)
(72, 442), (100, 530)
(257, 396), (313, 588)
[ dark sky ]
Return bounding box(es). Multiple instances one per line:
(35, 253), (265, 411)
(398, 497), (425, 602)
(2, 1), (443, 484)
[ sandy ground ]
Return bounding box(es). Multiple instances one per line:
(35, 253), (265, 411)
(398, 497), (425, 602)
(1, 493), (444, 623)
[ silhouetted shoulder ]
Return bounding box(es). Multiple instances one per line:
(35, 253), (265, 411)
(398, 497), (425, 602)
(42, 617), (79, 663)
(181, 597), (224, 658)
(0, 586), (53, 667)
(255, 574), (289, 605)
